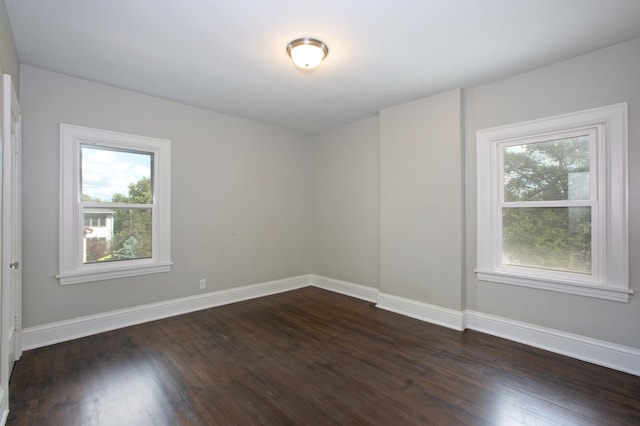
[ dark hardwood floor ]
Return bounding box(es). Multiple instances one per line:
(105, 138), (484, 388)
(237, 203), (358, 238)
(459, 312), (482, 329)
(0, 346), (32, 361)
(8, 287), (640, 425)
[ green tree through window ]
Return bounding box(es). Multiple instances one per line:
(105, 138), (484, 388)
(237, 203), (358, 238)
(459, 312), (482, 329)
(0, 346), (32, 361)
(111, 177), (153, 261)
(501, 136), (591, 274)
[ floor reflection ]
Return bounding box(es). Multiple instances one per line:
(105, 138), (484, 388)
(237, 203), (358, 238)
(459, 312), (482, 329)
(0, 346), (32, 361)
(79, 357), (173, 425)
(488, 379), (597, 425)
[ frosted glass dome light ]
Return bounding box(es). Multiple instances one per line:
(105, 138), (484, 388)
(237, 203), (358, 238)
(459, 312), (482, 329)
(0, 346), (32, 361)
(287, 38), (328, 69)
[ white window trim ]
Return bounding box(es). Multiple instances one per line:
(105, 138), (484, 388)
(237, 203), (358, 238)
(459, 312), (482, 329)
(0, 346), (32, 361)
(476, 103), (630, 302)
(58, 124), (172, 285)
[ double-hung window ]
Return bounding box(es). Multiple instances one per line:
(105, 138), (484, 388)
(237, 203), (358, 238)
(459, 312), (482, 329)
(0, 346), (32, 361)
(476, 103), (630, 302)
(58, 124), (171, 285)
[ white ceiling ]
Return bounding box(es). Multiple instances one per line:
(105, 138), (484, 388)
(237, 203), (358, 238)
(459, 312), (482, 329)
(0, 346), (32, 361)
(6, 0), (640, 133)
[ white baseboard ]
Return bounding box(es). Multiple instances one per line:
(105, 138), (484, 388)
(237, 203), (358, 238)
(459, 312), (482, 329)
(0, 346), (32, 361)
(0, 387), (6, 426)
(310, 275), (379, 302)
(20, 274), (640, 377)
(376, 292), (465, 331)
(465, 310), (640, 376)
(21, 275), (310, 351)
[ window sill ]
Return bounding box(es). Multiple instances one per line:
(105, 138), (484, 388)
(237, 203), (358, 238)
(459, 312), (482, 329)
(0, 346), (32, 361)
(475, 269), (632, 302)
(57, 261), (173, 285)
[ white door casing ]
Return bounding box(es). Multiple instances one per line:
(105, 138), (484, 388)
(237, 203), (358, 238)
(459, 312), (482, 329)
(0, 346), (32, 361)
(0, 73), (22, 423)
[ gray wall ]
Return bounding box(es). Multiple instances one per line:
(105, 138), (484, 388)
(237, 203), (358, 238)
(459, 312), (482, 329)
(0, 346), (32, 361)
(0, 0), (19, 89)
(20, 65), (312, 327)
(311, 116), (379, 288)
(379, 89), (464, 310)
(16, 28), (640, 352)
(465, 37), (640, 348)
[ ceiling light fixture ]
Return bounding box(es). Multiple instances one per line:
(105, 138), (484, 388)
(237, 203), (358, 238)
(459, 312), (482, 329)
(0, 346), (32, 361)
(286, 37), (328, 70)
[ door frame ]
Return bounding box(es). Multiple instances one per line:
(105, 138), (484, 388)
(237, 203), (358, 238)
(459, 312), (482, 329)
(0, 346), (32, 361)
(0, 73), (22, 423)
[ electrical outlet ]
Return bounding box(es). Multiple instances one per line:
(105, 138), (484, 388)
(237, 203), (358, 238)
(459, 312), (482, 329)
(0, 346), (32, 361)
(199, 278), (206, 290)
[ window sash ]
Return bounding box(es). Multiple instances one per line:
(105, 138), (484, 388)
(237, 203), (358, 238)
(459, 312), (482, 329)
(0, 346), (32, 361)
(78, 143), (158, 269)
(497, 127), (598, 204)
(498, 205), (595, 277)
(79, 204), (156, 267)
(494, 127), (601, 282)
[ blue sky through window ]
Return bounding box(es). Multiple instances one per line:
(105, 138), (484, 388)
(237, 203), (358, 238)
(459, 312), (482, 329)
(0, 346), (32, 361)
(81, 145), (152, 202)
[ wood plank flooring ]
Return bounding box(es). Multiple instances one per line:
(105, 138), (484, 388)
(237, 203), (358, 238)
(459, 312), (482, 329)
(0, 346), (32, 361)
(8, 287), (640, 425)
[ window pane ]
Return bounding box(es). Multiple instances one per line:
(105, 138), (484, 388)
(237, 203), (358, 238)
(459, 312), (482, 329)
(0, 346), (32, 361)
(83, 208), (152, 264)
(81, 145), (153, 204)
(503, 136), (590, 202)
(502, 207), (591, 274)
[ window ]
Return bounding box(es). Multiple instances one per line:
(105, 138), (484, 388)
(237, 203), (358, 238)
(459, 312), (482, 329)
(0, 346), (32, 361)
(476, 103), (630, 302)
(58, 124), (171, 285)
(84, 212), (109, 227)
